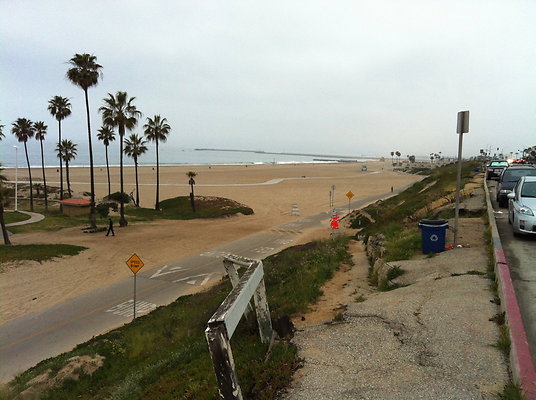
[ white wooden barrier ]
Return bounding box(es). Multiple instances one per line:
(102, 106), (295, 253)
(205, 255), (273, 400)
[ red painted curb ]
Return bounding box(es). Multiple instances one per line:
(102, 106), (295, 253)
(485, 179), (536, 399)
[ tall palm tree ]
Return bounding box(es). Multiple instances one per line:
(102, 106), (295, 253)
(186, 171), (197, 212)
(97, 125), (116, 197)
(66, 53), (102, 229)
(124, 134), (148, 207)
(34, 121), (49, 211)
(0, 164), (12, 245)
(390, 151), (394, 165)
(99, 91), (142, 226)
(47, 96), (72, 203)
(56, 140), (78, 198)
(144, 115), (171, 210)
(395, 151), (401, 165)
(11, 118), (35, 211)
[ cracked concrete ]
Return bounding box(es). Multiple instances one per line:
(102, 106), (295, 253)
(281, 237), (508, 399)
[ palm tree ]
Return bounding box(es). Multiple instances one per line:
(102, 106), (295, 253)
(11, 118), (35, 211)
(0, 164), (11, 245)
(66, 53), (102, 229)
(186, 171), (197, 212)
(144, 115), (171, 210)
(395, 151), (401, 165)
(0, 122), (4, 140)
(34, 121), (49, 211)
(97, 125), (116, 197)
(99, 92), (142, 226)
(390, 151), (394, 165)
(56, 140), (78, 198)
(124, 134), (148, 207)
(48, 96), (72, 203)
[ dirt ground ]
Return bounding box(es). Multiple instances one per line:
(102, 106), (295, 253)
(1, 161), (421, 324)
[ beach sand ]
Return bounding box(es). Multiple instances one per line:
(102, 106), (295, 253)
(1, 161), (421, 323)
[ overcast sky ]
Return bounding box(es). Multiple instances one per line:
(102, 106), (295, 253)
(1, 0), (535, 160)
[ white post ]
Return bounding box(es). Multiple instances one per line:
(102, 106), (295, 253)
(13, 146), (18, 212)
(454, 110), (469, 247)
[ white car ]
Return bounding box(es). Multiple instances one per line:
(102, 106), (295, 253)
(508, 176), (536, 236)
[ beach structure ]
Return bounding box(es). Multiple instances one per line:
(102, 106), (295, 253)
(59, 198), (90, 216)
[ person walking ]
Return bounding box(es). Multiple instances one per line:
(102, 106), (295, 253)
(106, 217), (115, 237)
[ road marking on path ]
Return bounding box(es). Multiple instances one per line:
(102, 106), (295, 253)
(252, 246), (275, 254)
(199, 250), (231, 259)
(150, 265), (191, 279)
(106, 300), (156, 318)
(173, 273), (213, 286)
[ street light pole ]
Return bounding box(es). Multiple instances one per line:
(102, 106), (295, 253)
(13, 145), (18, 212)
(454, 110), (469, 247)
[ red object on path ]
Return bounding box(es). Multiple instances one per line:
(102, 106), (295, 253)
(330, 215), (339, 229)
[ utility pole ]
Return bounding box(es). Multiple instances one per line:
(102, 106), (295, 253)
(454, 110), (469, 247)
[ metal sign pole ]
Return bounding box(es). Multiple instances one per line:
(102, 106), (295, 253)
(133, 274), (137, 320)
(454, 110), (469, 247)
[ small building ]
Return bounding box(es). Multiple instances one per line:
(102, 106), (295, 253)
(59, 198), (91, 216)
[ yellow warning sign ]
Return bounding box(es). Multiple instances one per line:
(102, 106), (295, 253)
(346, 191), (354, 199)
(126, 253), (144, 274)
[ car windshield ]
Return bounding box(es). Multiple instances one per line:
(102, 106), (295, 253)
(502, 169), (536, 182)
(521, 182), (536, 198)
(491, 161), (509, 167)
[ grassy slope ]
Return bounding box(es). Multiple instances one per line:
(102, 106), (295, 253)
(0, 244), (88, 266)
(351, 161), (479, 261)
(3, 211), (30, 224)
(2, 237), (352, 400)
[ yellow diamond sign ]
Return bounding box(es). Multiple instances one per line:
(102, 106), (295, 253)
(126, 253), (144, 274)
(346, 191), (354, 199)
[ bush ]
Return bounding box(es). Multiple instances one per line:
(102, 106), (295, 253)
(96, 202), (118, 218)
(105, 192), (131, 204)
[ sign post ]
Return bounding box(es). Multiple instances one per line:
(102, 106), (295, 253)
(454, 110), (469, 247)
(346, 191), (354, 212)
(126, 253), (144, 319)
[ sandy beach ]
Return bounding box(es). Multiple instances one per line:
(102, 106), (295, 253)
(1, 161), (421, 323)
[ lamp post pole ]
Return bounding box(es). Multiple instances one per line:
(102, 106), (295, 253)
(454, 110), (469, 247)
(13, 146), (18, 212)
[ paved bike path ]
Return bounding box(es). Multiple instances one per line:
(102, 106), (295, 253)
(0, 189), (402, 382)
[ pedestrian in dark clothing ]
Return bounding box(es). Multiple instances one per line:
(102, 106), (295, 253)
(106, 218), (115, 236)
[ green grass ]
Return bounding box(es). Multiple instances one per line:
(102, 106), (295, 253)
(0, 244), (88, 265)
(494, 382), (526, 400)
(3, 211), (31, 224)
(0, 237), (351, 400)
(125, 196), (253, 221)
(350, 161), (480, 262)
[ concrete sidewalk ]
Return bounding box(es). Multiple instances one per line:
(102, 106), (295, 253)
(282, 245), (508, 400)
(5, 210), (45, 227)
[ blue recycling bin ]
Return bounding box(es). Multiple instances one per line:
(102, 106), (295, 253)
(418, 219), (449, 254)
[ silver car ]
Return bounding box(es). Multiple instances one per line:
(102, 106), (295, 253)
(508, 176), (536, 236)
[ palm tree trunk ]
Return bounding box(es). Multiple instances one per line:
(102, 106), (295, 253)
(66, 160), (72, 197)
(119, 124), (127, 226)
(58, 120), (64, 203)
(0, 201), (12, 245)
(40, 140), (48, 211)
(24, 142), (34, 212)
(105, 145), (111, 198)
(134, 157), (140, 207)
(84, 88), (97, 229)
(155, 140), (160, 210)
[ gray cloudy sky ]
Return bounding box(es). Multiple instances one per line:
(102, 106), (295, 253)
(1, 0), (535, 160)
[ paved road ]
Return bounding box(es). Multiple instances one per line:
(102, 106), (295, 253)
(488, 180), (536, 365)
(0, 187), (407, 382)
(5, 210), (45, 227)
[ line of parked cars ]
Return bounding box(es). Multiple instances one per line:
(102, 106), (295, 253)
(486, 161), (536, 236)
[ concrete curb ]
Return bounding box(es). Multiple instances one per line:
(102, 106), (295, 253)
(484, 179), (536, 399)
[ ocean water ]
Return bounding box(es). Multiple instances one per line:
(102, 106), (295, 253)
(0, 142), (375, 169)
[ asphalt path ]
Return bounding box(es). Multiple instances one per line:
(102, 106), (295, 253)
(488, 180), (536, 365)
(0, 186), (410, 382)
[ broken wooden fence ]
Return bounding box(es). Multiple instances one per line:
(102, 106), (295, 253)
(205, 254), (273, 400)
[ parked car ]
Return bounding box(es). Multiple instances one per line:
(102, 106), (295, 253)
(486, 160), (509, 180)
(508, 176), (536, 236)
(496, 165), (536, 207)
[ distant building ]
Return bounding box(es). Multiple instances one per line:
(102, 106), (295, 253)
(59, 198), (91, 216)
